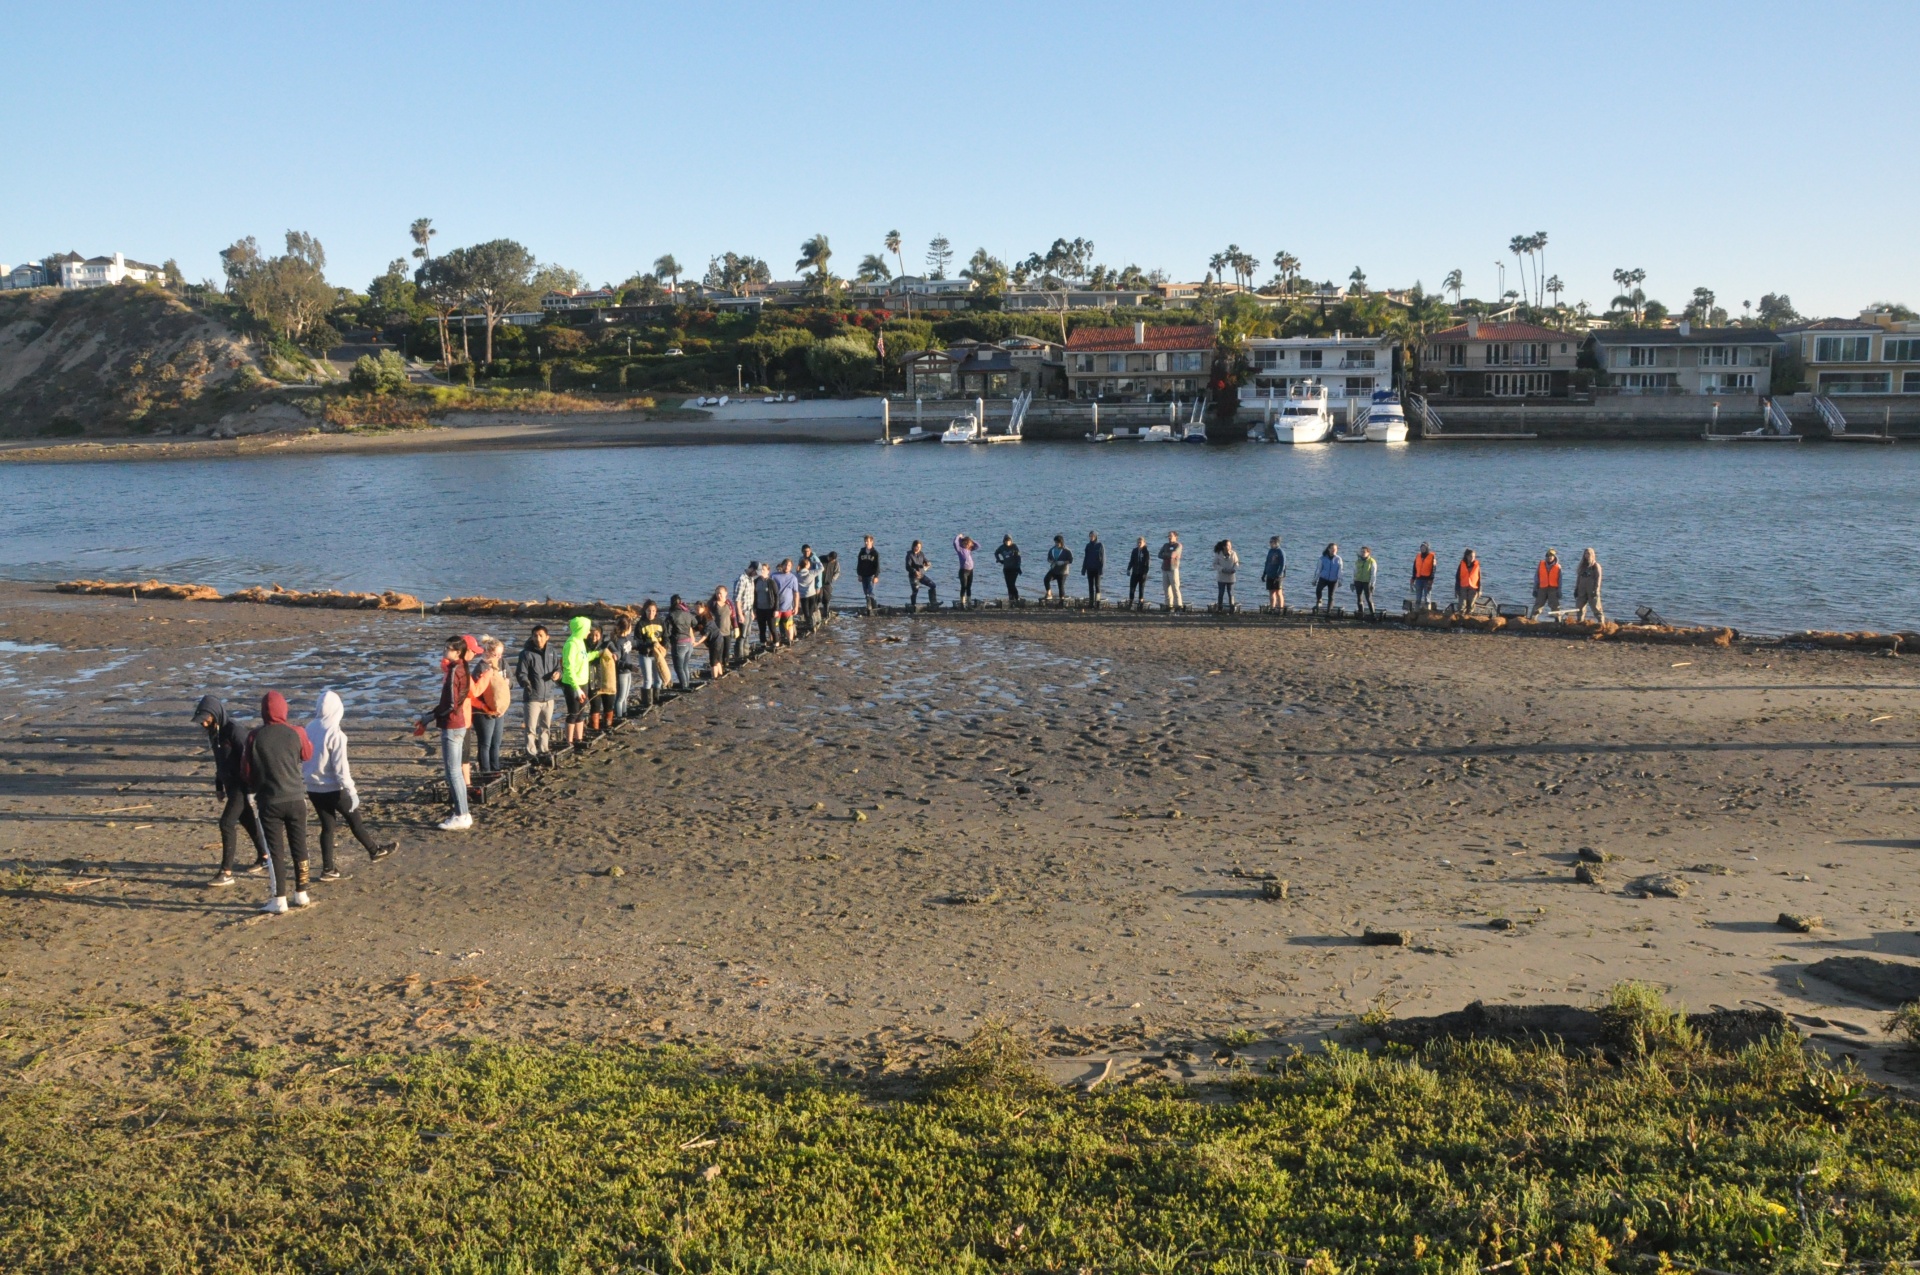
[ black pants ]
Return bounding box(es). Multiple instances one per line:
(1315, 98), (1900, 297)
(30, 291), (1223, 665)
(755, 607), (775, 647)
(1128, 573), (1147, 604)
(1315, 579), (1337, 611)
(308, 790), (380, 874)
(958, 568), (973, 605)
(258, 800), (309, 898)
(217, 787), (267, 873)
(1003, 568), (1020, 600)
(1086, 572), (1102, 603)
(1354, 581), (1375, 617)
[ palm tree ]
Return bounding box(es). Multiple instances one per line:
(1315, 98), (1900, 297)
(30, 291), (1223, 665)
(1273, 251), (1301, 293)
(1208, 251), (1228, 287)
(410, 218), (436, 262)
(1531, 232), (1549, 307)
(1508, 236), (1531, 312)
(1442, 268), (1464, 307)
(856, 253), (892, 284)
(884, 229), (904, 280)
(653, 254), (681, 301)
(1546, 275), (1564, 309)
(796, 234), (832, 279)
(1349, 266), (1368, 295)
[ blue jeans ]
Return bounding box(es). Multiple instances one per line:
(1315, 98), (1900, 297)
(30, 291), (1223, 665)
(441, 728), (469, 817)
(473, 714), (503, 773)
(671, 642), (693, 690)
(1413, 579), (1433, 608)
(616, 670), (634, 715)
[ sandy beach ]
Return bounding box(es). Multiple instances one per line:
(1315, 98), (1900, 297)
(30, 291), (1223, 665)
(2, 582), (1917, 1087)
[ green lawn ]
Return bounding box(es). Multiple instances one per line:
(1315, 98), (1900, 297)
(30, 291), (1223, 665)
(2, 1004), (1917, 1274)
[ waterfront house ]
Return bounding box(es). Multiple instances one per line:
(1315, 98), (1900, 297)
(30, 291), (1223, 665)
(1065, 323), (1213, 399)
(1586, 322), (1782, 394)
(1778, 315), (1920, 397)
(1240, 333), (1399, 409)
(1, 261), (49, 289)
(1422, 317), (1579, 398)
(540, 287), (618, 312)
(904, 337), (1066, 399)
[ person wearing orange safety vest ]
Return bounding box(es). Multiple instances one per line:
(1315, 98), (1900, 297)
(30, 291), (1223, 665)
(1528, 548), (1563, 619)
(1410, 542), (1437, 610)
(1453, 549), (1482, 614)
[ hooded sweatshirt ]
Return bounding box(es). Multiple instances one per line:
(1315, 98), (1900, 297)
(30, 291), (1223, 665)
(244, 691), (312, 808)
(194, 694), (249, 788)
(560, 616), (593, 689)
(515, 635), (560, 702)
(1083, 539), (1105, 576)
(302, 690), (358, 809)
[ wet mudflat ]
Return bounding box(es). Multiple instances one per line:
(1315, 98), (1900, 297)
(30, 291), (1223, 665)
(2, 582), (1919, 1085)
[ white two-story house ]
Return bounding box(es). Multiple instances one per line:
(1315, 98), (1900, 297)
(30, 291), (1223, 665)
(1240, 332), (1399, 409)
(1586, 323), (1782, 394)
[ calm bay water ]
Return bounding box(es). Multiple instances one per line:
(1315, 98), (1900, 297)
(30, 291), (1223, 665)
(2, 440), (1914, 635)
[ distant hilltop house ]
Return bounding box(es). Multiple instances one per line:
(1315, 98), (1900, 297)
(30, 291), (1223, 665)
(1776, 312), (1920, 397)
(1423, 318), (1580, 398)
(1065, 322), (1214, 399)
(1, 251), (164, 291)
(540, 287), (618, 311)
(1586, 322), (1783, 395)
(849, 276), (977, 312)
(1242, 333), (1400, 409)
(902, 336), (1066, 399)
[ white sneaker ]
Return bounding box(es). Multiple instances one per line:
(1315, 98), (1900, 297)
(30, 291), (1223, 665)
(259, 896), (289, 915)
(437, 814), (474, 831)
(291, 890), (312, 908)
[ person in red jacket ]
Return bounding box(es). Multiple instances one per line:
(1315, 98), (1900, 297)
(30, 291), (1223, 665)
(1528, 548), (1563, 619)
(416, 634), (477, 832)
(1454, 549), (1482, 614)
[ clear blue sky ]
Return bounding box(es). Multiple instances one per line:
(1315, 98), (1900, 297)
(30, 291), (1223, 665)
(6, 0), (1914, 318)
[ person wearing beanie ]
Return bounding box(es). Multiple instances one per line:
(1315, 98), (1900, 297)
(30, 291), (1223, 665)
(192, 695), (268, 887)
(243, 690), (314, 912)
(1529, 548), (1564, 619)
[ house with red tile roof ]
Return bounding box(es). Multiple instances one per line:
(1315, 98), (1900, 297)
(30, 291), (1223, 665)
(1423, 317), (1581, 398)
(1065, 322), (1214, 399)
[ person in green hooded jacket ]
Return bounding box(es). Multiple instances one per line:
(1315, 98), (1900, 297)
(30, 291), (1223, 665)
(560, 615), (594, 748)
(1352, 546), (1379, 619)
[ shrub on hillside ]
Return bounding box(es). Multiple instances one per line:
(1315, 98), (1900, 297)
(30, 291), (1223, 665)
(348, 350), (409, 394)
(805, 334), (877, 393)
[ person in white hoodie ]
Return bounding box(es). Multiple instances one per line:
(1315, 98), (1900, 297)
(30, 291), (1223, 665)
(303, 690), (398, 881)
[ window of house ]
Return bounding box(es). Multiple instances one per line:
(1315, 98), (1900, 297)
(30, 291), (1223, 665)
(1818, 371), (1891, 394)
(1345, 349), (1375, 367)
(1885, 339), (1920, 361)
(1697, 346), (1734, 365)
(1904, 371), (1920, 393)
(1612, 372), (1676, 391)
(1627, 347), (1661, 367)
(1443, 344), (1465, 367)
(1299, 350), (1323, 368)
(1813, 336), (1872, 362)
(1252, 348), (1280, 370)
(1125, 353), (1152, 373)
(1175, 352), (1206, 372)
(1105, 354), (1125, 373)
(1699, 372), (1755, 391)
(1073, 354), (1094, 372)
(1345, 376), (1373, 395)
(1484, 343), (1511, 364)
(1487, 372), (1551, 396)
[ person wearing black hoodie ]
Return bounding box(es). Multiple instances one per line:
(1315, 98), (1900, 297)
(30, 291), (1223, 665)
(193, 695), (268, 887)
(1082, 532), (1106, 607)
(243, 690), (314, 914)
(514, 625), (561, 755)
(1126, 537), (1152, 609)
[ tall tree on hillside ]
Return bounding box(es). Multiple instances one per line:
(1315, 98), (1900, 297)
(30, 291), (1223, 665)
(884, 229), (904, 280)
(1208, 251), (1227, 287)
(1688, 287), (1716, 326)
(1442, 268), (1463, 306)
(410, 218), (436, 263)
(652, 254), (681, 300)
(925, 235), (953, 281)
(224, 231), (334, 346)
(1509, 235), (1533, 311)
(960, 248), (1007, 295)
(1756, 293), (1799, 328)
(856, 253), (892, 284)
(1349, 266), (1368, 294)
(1530, 232), (1549, 307)
(1546, 275), (1564, 309)
(413, 256), (462, 366)
(442, 239), (536, 364)
(1272, 251), (1302, 293)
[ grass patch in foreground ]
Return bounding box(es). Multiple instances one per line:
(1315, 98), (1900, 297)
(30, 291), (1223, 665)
(2, 1019), (1918, 1273)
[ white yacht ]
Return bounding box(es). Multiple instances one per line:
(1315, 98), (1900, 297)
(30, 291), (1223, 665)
(1363, 389), (1409, 443)
(1137, 423), (1178, 443)
(939, 415), (982, 444)
(1270, 381), (1333, 444)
